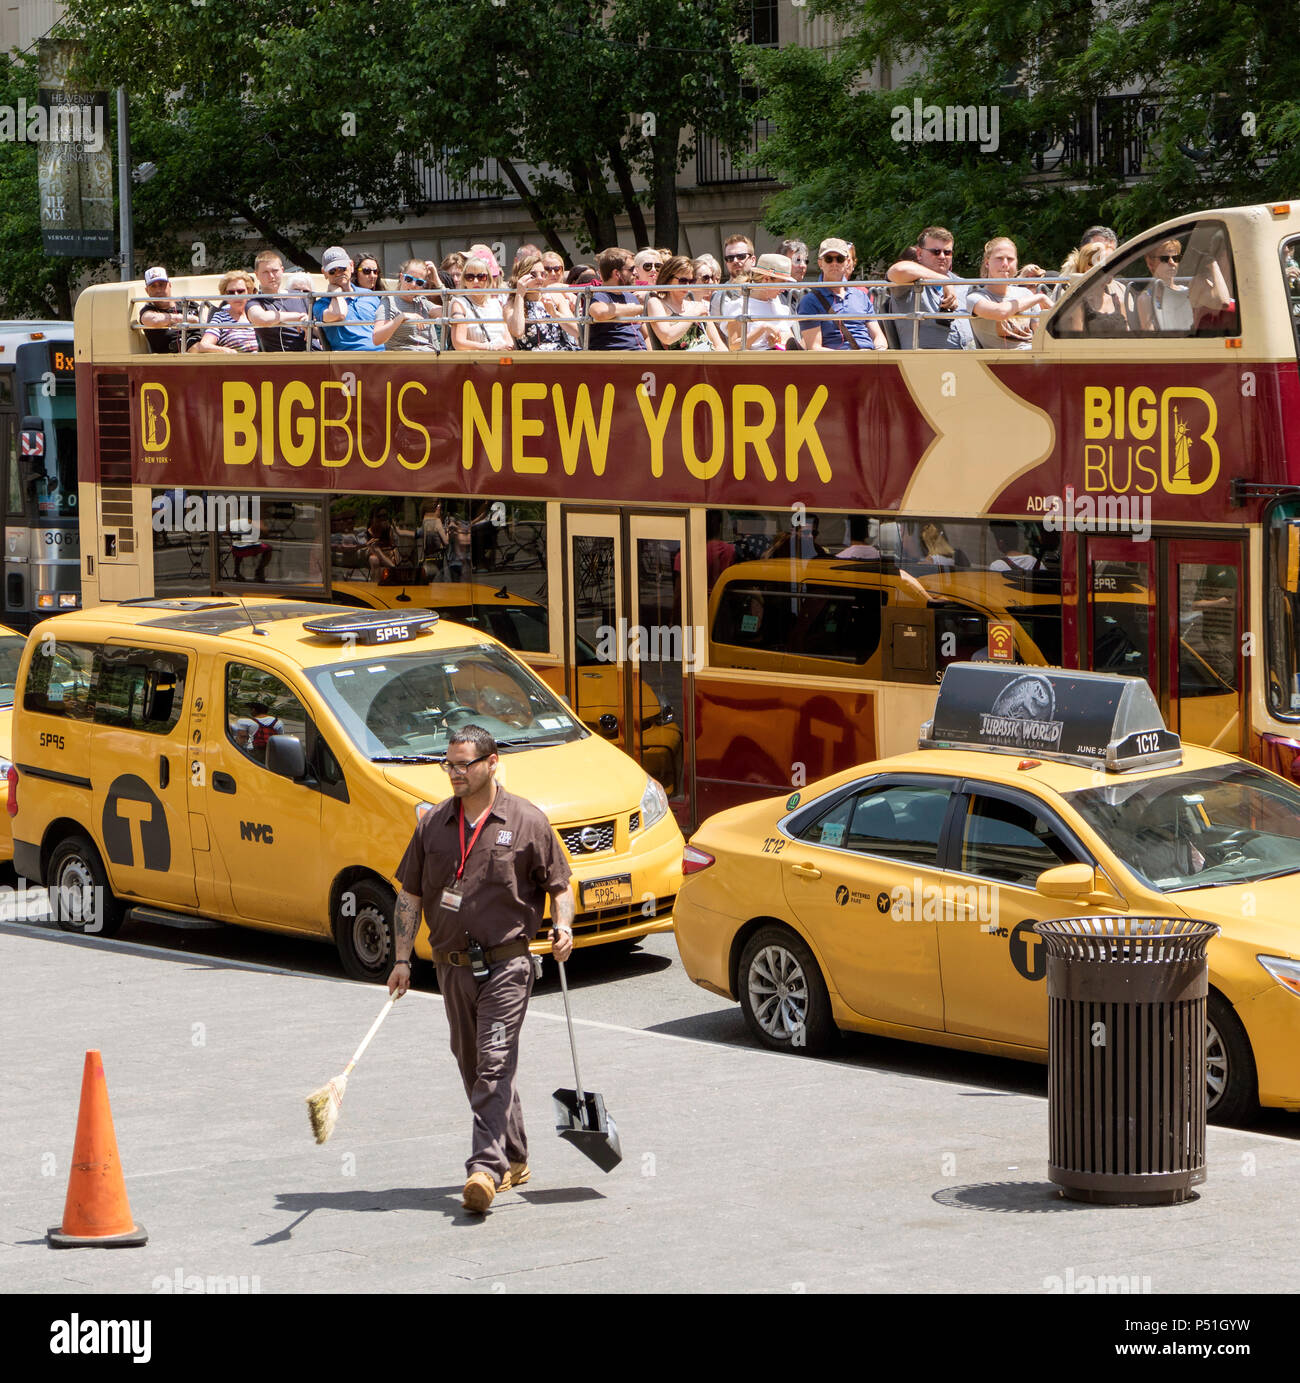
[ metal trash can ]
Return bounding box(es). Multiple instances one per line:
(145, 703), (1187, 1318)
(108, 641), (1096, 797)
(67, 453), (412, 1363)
(1035, 917), (1219, 1206)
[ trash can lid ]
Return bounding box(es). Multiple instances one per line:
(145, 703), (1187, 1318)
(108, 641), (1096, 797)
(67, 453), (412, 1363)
(1035, 915), (1219, 962)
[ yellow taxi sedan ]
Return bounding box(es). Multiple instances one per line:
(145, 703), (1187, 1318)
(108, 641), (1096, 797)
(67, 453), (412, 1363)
(0, 623), (29, 863)
(674, 663), (1300, 1124)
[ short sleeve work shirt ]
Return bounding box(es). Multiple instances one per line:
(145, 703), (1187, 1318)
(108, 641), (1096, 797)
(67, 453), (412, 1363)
(396, 788), (572, 952)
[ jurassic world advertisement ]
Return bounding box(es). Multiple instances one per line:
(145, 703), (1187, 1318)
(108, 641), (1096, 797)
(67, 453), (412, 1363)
(89, 356), (1300, 521)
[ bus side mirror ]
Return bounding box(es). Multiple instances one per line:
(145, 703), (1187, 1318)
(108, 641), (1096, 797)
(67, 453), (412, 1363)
(20, 416), (44, 457)
(266, 735), (306, 780)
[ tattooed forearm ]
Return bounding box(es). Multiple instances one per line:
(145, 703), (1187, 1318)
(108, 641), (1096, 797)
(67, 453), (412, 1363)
(551, 888), (574, 931)
(395, 891), (421, 961)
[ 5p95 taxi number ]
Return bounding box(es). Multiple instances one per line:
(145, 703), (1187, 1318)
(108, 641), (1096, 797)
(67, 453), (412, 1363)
(580, 874), (633, 908)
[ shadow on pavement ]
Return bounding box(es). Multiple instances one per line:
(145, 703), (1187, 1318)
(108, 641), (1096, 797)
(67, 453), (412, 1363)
(931, 1181), (1090, 1214)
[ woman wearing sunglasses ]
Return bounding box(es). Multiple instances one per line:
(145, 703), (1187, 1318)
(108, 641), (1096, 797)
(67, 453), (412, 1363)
(1136, 238), (1192, 333)
(504, 253), (579, 350)
(646, 256), (727, 351)
(196, 270), (260, 353)
(448, 255), (513, 350)
(380, 258), (442, 352)
(351, 255), (388, 293)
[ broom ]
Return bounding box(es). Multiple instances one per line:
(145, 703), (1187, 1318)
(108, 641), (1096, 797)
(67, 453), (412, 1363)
(306, 993), (401, 1144)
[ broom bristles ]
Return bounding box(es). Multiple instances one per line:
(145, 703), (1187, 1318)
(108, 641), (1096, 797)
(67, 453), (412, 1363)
(306, 1073), (348, 1144)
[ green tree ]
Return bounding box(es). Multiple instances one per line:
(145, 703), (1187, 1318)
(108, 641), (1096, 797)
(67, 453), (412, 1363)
(750, 0), (1300, 276)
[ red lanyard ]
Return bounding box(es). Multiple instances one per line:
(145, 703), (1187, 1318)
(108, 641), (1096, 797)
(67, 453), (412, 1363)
(456, 801), (492, 882)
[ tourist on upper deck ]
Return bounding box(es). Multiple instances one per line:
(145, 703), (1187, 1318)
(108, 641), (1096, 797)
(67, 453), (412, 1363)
(1135, 238), (1191, 333)
(632, 248), (663, 286)
(966, 238), (1055, 350)
(536, 251), (578, 329)
(512, 244), (542, 280)
(138, 265), (203, 353)
(588, 248), (648, 350)
(646, 256), (727, 351)
(505, 252), (579, 350)
(381, 258), (442, 352)
(352, 254), (387, 295)
(723, 254), (800, 351)
(441, 252), (466, 289)
(1060, 240), (1129, 335)
(780, 239), (810, 309)
(247, 250), (311, 352)
(197, 271), (260, 353)
(799, 239), (887, 351)
(710, 234), (755, 321)
(885, 227), (974, 350)
(313, 246), (388, 351)
(448, 255), (513, 350)
(468, 244), (503, 289)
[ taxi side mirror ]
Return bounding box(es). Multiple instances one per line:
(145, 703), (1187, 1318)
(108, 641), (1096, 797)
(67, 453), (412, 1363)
(1035, 862), (1125, 908)
(265, 734), (306, 781)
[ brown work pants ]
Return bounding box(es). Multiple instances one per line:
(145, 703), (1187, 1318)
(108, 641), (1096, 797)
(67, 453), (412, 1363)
(437, 954), (534, 1184)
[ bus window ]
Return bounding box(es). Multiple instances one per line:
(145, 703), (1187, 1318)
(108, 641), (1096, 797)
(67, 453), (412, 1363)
(22, 380), (78, 520)
(1283, 237), (1300, 355)
(1049, 219), (1239, 340)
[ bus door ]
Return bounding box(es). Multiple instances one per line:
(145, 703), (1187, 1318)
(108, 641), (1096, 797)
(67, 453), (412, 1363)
(1084, 537), (1158, 688)
(564, 510), (691, 824)
(1166, 538), (1245, 755)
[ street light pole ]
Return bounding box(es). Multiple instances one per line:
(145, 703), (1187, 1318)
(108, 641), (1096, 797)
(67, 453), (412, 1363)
(116, 85), (132, 282)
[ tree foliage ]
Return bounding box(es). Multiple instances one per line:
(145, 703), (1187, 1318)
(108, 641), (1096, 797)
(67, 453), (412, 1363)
(750, 0), (1300, 276)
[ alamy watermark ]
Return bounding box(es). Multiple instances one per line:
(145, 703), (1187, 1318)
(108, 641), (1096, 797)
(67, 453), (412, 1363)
(891, 99), (999, 153)
(0, 99), (104, 152)
(1033, 486), (1152, 543)
(152, 1267), (262, 1293)
(152, 489), (262, 539)
(594, 619), (704, 675)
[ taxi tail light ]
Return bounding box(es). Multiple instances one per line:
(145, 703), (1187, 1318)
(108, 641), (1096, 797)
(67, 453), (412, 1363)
(1260, 733), (1300, 785)
(6, 765), (16, 817)
(682, 844), (714, 875)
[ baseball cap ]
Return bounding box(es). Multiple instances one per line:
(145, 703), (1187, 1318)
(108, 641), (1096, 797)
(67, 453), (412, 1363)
(321, 246), (350, 273)
(144, 266), (169, 285)
(819, 237), (853, 258)
(752, 253), (794, 281)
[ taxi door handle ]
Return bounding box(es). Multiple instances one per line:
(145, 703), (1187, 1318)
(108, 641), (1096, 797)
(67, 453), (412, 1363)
(789, 863), (822, 880)
(159, 755), (169, 789)
(212, 772), (236, 795)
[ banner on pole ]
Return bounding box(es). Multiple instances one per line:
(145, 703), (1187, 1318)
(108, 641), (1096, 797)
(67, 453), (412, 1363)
(36, 40), (114, 257)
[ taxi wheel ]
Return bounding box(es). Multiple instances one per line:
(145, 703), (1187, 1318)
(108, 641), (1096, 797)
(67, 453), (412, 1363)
(1205, 993), (1258, 1125)
(47, 833), (125, 938)
(738, 925), (836, 1055)
(334, 878), (396, 984)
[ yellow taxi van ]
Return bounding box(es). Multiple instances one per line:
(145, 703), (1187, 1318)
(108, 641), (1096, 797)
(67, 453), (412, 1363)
(9, 599), (682, 979)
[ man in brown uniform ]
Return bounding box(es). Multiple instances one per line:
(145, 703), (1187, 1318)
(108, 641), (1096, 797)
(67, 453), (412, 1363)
(389, 725), (574, 1214)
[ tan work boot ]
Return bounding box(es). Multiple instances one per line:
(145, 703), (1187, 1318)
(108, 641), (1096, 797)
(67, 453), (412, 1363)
(503, 1161), (530, 1190)
(462, 1171), (496, 1214)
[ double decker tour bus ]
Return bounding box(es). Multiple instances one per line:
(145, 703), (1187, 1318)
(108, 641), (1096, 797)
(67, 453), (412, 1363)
(0, 323), (80, 625)
(69, 201), (1300, 828)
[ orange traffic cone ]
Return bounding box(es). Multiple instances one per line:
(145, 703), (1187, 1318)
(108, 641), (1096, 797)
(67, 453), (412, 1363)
(47, 1050), (147, 1248)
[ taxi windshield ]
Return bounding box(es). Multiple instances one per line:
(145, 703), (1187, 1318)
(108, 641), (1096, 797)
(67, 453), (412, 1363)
(0, 634), (26, 708)
(304, 643), (584, 760)
(1065, 762), (1300, 891)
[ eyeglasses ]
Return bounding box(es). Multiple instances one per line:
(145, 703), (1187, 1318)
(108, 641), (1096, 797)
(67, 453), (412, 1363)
(1157, 254), (1180, 264)
(542, 264), (563, 273)
(697, 274), (717, 283)
(401, 274), (428, 286)
(724, 252), (751, 262)
(670, 277), (695, 285)
(640, 263), (662, 273)
(327, 266), (350, 274)
(357, 266), (379, 276)
(821, 253), (846, 263)
(922, 247), (954, 257)
(441, 752), (492, 775)
(463, 272), (489, 283)
(226, 286), (249, 294)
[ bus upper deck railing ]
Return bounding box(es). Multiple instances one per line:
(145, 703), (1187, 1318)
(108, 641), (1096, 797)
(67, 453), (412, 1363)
(127, 275), (1085, 354)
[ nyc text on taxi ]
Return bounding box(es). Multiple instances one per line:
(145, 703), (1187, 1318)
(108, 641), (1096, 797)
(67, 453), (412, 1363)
(674, 664), (1300, 1121)
(9, 601), (681, 979)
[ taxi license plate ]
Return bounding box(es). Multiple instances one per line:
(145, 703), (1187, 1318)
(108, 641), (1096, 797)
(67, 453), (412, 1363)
(580, 875), (633, 908)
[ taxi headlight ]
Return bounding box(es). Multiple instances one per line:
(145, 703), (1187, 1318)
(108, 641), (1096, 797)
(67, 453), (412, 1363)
(0, 757), (11, 783)
(638, 776), (668, 831)
(1258, 954), (1300, 998)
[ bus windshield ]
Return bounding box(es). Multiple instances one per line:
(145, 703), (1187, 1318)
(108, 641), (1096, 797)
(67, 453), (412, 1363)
(304, 644), (585, 760)
(1065, 763), (1300, 891)
(23, 381), (77, 521)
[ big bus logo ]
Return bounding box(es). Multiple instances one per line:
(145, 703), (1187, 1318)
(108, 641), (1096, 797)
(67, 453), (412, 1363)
(1082, 386), (1219, 497)
(140, 383), (171, 453)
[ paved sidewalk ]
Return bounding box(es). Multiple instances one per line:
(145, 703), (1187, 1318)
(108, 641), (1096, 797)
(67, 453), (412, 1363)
(1, 923), (1295, 1294)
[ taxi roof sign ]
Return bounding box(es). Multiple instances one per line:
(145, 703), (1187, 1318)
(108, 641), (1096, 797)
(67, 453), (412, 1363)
(302, 609), (439, 645)
(919, 663), (1181, 773)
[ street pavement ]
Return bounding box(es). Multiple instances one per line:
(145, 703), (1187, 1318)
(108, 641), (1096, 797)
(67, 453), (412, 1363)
(1, 918), (1298, 1296)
